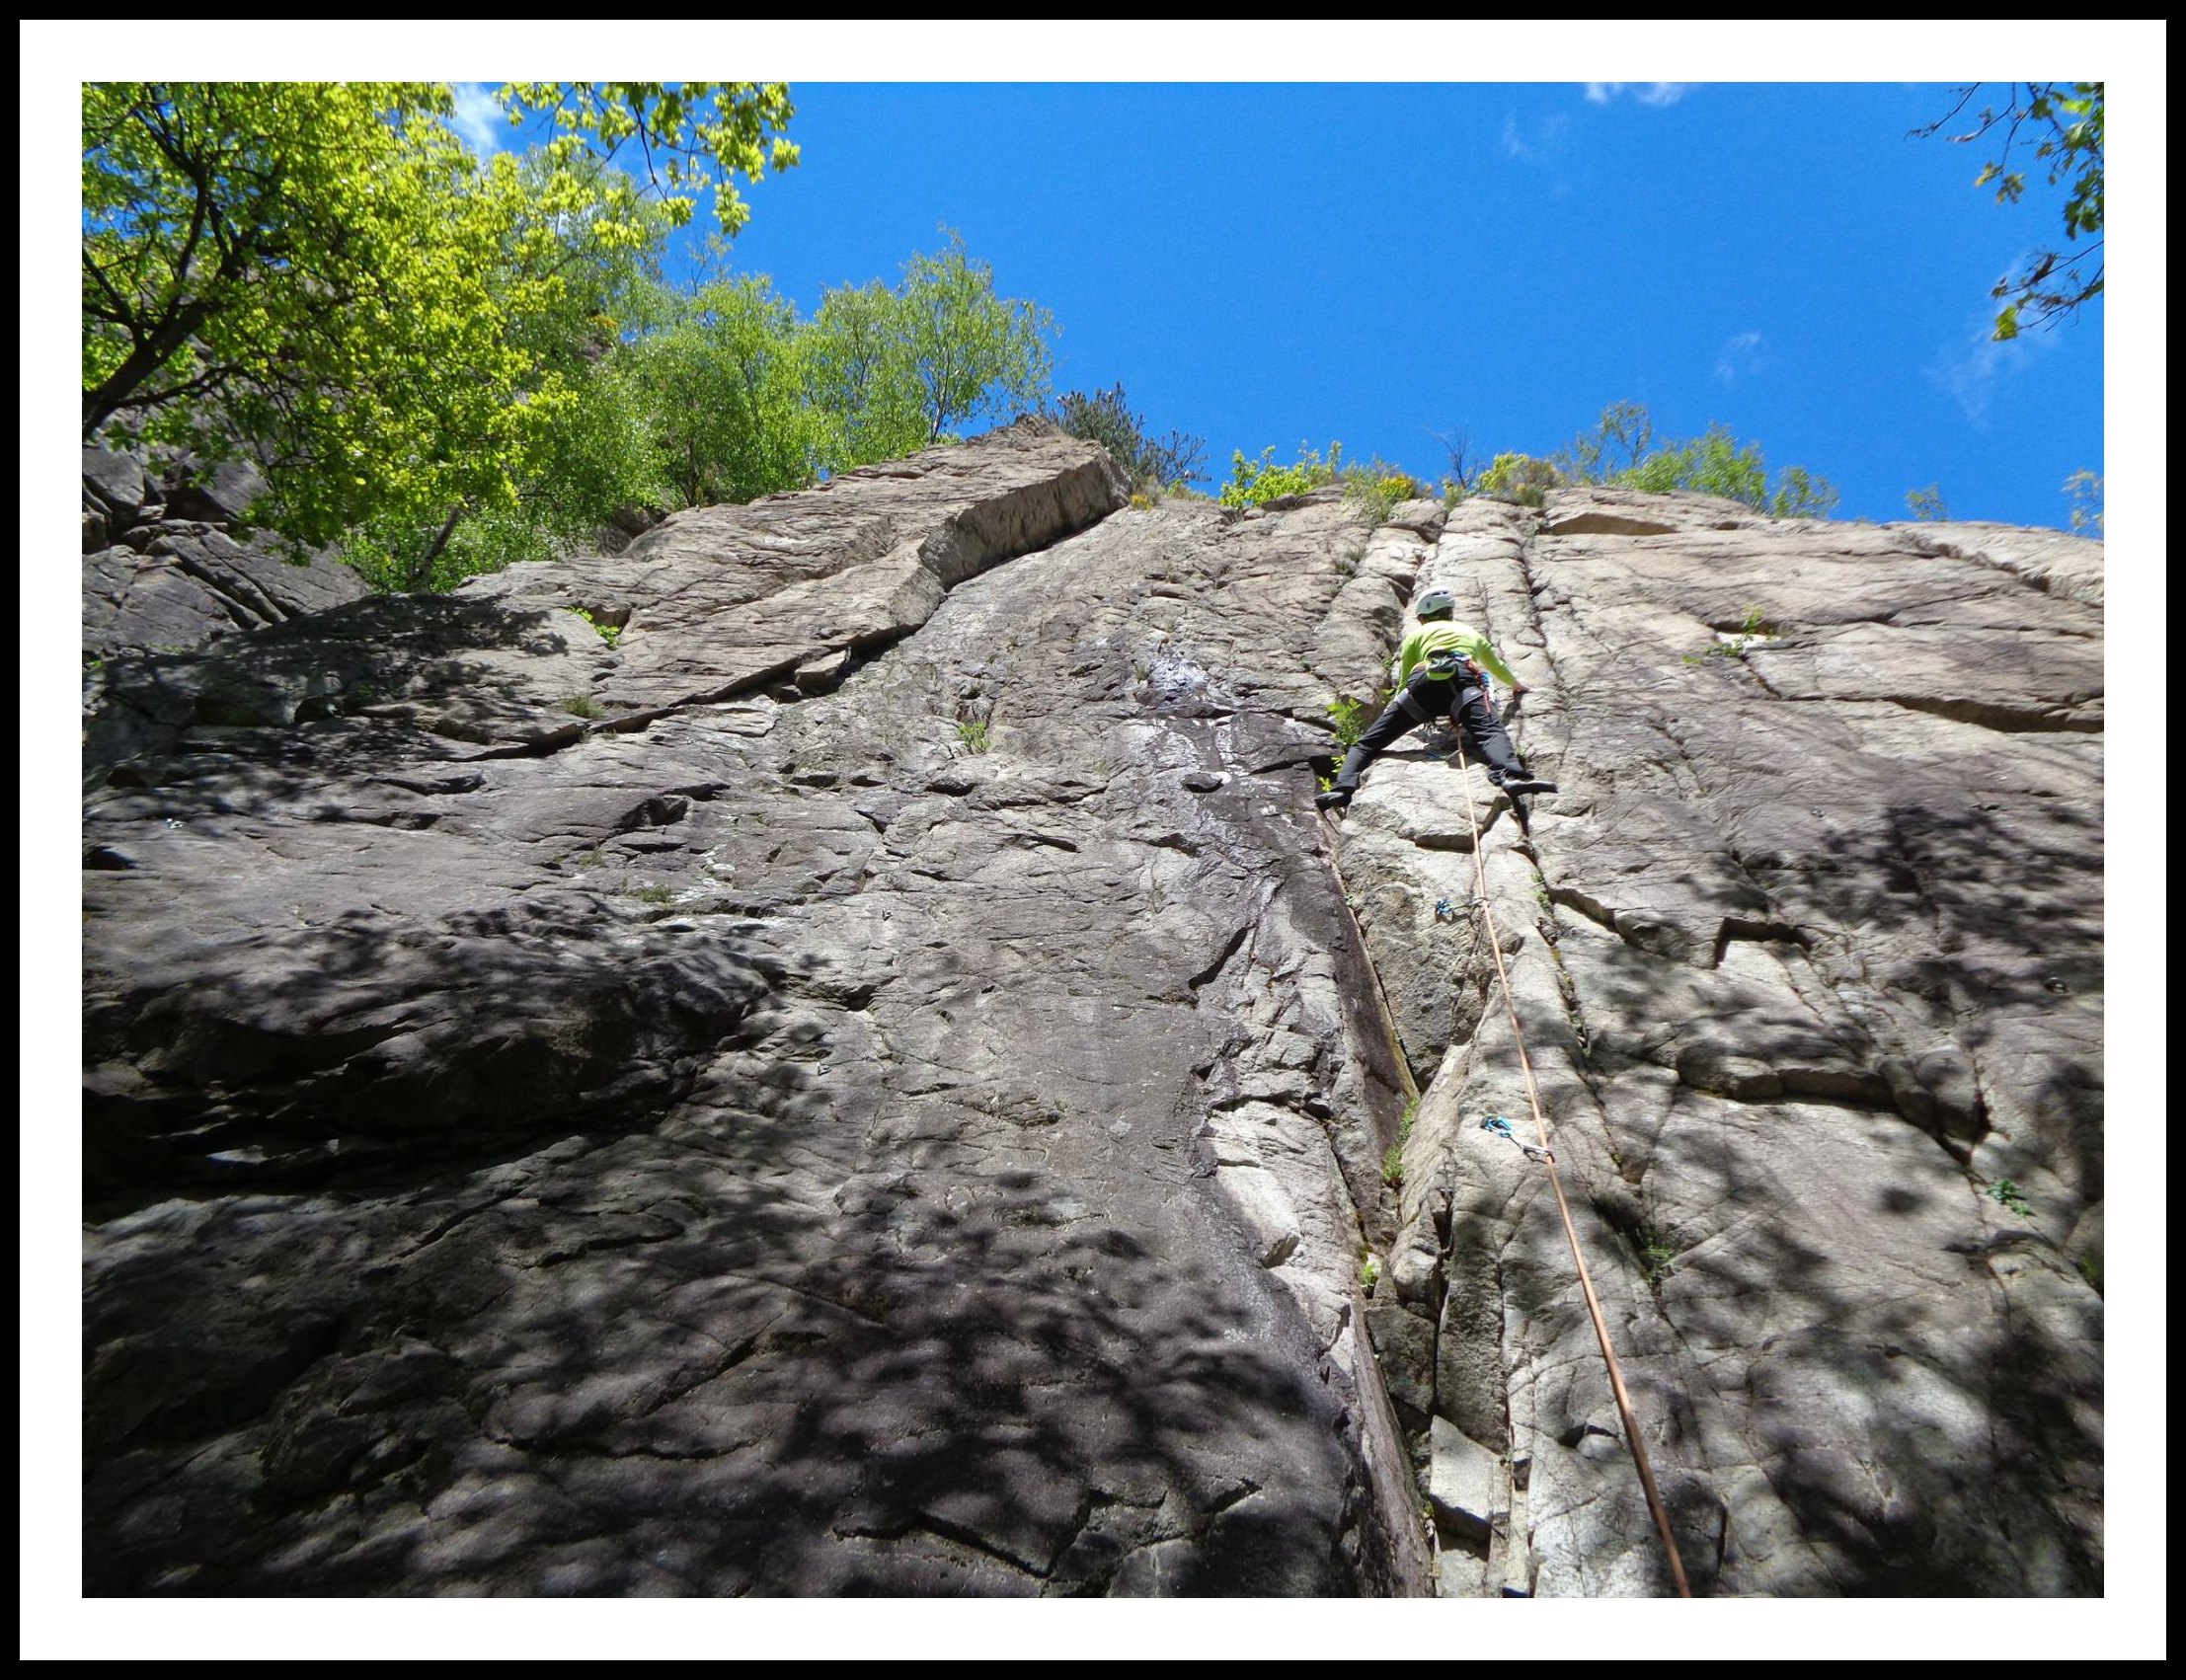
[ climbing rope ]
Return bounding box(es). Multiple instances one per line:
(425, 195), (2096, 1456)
(1316, 820), (1422, 1111)
(1450, 739), (1694, 1599)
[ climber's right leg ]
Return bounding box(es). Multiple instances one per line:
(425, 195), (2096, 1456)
(1316, 684), (1433, 809)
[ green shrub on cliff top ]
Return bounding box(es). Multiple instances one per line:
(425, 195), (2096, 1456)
(1554, 403), (1840, 519)
(1219, 442), (1422, 523)
(1219, 443), (1337, 508)
(1478, 451), (1560, 506)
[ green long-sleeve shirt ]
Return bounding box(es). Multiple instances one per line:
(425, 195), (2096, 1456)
(1395, 620), (1520, 689)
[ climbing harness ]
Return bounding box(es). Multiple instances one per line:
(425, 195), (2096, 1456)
(1450, 736), (1695, 1599)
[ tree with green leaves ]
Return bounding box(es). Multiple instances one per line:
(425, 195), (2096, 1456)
(1557, 399), (1655, 482)
(893, 231), (1055, 444)
(1913, 82), (2102, 341)
(81, 80), (798, 570)
(626, 275), (830, 507)
(497, 83), (798, 241)
(84, 82), (450, 439)
(1906, 484), (1950, 521)
(803, 232), (1057, 467)
(807, 280), (930, 467)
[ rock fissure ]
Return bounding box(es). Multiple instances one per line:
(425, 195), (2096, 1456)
(1309, 493), (2100, 1597)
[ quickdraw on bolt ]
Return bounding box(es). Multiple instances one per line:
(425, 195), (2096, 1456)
(1480, 1114), (1553, 1165)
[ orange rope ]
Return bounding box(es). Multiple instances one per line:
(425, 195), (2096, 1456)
(1450, 740), (1693, 1599)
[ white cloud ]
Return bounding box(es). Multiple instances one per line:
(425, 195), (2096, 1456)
(1713, 330), (1766, 383)
(449, 82), (507, 156)
(1584, 83), (1699, 107)
(1501, 113), (1571, 164)
(1927, 318), (2044, 426)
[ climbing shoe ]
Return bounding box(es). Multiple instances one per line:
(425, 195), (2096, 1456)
(1315, 788), (1354, 811)
(1497, 776), (1559, 796)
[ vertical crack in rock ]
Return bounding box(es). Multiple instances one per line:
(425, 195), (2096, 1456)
(1330, 491), (2102, 1596)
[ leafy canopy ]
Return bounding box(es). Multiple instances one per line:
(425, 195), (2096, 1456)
(498, 82), (799, 240)
(894, 231), (1055, 445)
(81, 80), (799, 559)
(625, 274), (831, 508)
(351, 228), (1060, 593)
(1913, 82), (2103, 341)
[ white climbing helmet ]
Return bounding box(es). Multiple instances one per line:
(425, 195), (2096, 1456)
(1414, 588), (1456, 620)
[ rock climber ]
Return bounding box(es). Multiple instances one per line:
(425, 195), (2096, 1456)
(1315, 588), (1556, 811)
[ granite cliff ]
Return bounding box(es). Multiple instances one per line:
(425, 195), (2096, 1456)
(81, 423), (2102, 1595)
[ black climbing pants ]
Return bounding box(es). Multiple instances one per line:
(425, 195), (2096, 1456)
(1333, 667), (1525, 791)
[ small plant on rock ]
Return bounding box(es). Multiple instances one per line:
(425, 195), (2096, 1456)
(956, 719), (992, 754)
(561, 694), (603, 719)
(1635, 1222), (1679, 1285)
(1343, 472), (1421, 528)
(1380, 1143), (1405, 1190)
(1327, 694), (1375, 750)
(1906, 484), (1950, 521)
(1682, 603), (1768, 665)
(1989, 1178), (2034, 1217)
(2063, 469), (2103, 536)
(572, 607), (623, 649)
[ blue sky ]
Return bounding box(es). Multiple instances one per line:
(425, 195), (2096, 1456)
(459, 79), (2104, 527)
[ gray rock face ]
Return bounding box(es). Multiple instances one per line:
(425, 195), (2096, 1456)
(80, 438), (2101, 1598)
(82, 427), (1432, 1595)
(83, 445), (151, 516)
(82, 439), (365, 664)
(83, 528), (371, 665)
(1342, 494), (2101, 1596)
